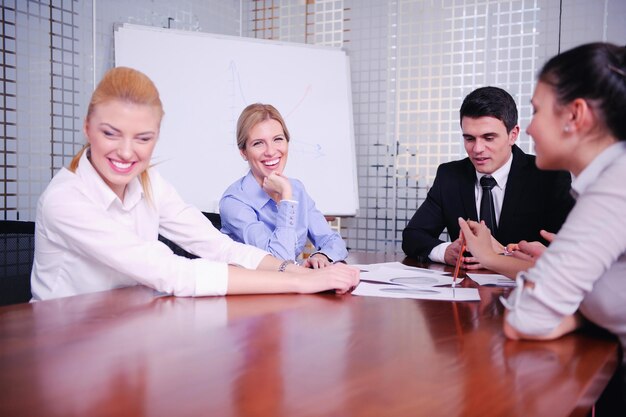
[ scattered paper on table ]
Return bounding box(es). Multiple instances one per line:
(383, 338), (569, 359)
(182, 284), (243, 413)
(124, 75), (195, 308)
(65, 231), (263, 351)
(352, 261), (450, 276)
(355, 265), (460, 287)
(466, 273), (516, 287)
(352, 281), (480, 301)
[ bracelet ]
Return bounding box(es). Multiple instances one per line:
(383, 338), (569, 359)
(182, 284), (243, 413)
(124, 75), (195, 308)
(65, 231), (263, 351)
(278, 260), (292, 272)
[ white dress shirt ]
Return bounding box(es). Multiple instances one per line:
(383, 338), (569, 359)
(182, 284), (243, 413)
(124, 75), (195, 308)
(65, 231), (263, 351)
(429, 153), (513, 262)
(31, 151), (269, 300)
(473, 153), (512, 227)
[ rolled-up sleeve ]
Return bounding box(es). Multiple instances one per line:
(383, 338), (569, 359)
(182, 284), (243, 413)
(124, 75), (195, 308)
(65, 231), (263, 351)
(502, 146), (626, 336)
(503, 273), (569, 336)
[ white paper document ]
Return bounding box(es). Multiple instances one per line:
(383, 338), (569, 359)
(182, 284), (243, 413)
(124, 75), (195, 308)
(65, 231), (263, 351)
(356, 265), (460, 287)
(466, 273), (516, 287)
(352, 281), (480, 301)
(350, 262), (480, 301)
(353, 261), (450, 276)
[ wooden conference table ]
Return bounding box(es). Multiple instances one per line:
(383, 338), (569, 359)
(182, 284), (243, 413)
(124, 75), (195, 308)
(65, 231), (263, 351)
(0, 252), (619, 417)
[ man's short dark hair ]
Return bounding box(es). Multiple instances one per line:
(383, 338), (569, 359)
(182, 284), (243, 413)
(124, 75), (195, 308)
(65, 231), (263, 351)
(459, 86), (518, 133)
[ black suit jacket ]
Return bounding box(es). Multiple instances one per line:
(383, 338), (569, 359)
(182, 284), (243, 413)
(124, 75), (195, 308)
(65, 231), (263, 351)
(402, 145), (575, 260)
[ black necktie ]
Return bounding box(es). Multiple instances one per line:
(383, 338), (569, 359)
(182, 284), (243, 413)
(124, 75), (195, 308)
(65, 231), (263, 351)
(479, 175), (497, 233)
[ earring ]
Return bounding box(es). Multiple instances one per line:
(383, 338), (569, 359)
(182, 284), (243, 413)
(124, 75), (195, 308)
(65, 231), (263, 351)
(563, 125), (571, 132)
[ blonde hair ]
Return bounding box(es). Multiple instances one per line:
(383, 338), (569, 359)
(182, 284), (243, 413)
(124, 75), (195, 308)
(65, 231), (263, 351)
(236, 103), (290, 150)
(70, 67), (164, 200)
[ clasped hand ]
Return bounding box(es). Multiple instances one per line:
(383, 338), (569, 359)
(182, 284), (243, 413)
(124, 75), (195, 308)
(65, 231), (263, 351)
(458, 218), (553, 269)
(303, 253), (333, 269)
(504, 230), (553, 264)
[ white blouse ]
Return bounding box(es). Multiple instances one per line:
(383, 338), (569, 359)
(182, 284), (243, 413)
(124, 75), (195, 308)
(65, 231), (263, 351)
(31, 151), (269, 300)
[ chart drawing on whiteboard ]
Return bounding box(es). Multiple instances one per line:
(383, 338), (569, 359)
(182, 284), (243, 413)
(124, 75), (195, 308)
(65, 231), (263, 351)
(114, 24), (358, 215)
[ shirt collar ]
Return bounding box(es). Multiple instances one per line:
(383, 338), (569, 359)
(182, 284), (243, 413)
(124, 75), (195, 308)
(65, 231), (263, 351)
(475, 151), (513, 189)
(76, 148), (144, 210)
(241, 170), (273, 210)
(571, 141), (626, 199)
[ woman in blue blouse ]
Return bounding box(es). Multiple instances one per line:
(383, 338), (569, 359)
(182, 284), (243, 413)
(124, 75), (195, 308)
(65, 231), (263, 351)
(220, 103), (348, 268)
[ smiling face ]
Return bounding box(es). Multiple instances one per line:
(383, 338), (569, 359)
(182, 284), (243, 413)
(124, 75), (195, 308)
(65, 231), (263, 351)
(462, 116), (519, 174)
(240, 118), (289, 185)
(84, 99), (160, 200)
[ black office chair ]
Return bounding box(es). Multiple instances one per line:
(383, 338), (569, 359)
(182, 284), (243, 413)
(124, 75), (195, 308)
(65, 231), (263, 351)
(0, 220), (35, 306)
(157, 212), (222, 259)
(203, 212), (221, 230)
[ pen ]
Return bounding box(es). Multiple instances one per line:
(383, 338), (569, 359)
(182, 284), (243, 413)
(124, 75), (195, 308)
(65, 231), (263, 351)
(452, 234), (466, 288)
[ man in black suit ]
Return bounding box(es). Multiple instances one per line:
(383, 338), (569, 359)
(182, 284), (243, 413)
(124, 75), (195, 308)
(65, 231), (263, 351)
(402, 86), (574, 268)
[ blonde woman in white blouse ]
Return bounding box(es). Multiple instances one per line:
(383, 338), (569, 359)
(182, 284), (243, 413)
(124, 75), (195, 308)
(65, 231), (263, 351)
(31, 67), (358, 300)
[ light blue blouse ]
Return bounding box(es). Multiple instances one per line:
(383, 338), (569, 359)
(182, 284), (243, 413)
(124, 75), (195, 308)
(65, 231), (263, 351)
(219, 171), (348, 262)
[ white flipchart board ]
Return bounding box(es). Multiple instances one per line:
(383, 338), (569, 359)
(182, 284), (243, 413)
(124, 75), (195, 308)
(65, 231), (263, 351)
(114, 24), (359, 216)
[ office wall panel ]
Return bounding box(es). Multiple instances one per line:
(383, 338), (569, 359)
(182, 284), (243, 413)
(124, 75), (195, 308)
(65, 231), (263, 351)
(1, 0), (625, 254)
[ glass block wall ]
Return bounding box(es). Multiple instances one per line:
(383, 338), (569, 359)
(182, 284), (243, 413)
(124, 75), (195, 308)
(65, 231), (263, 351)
(1, 3), (18, 219)
(2, 0), (625, 255)
(242, 0), (625, 254)
(0, 0), (240, 221)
